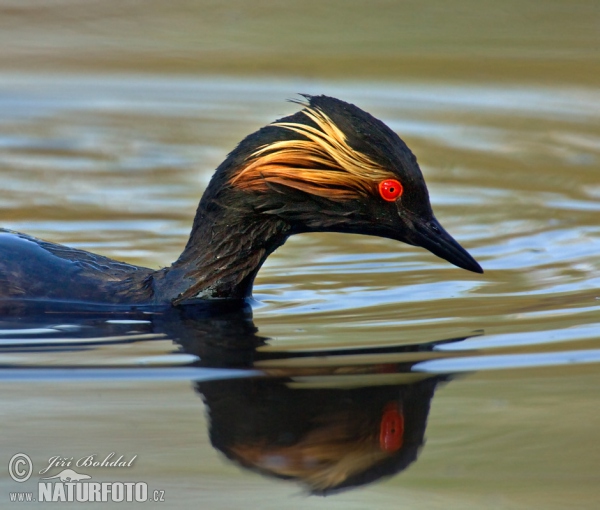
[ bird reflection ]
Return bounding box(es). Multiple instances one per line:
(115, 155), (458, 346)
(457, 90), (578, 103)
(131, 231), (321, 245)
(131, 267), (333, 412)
(0, 299), (461, 494)
(154, 301), (456, 494)
(197, 375), (444, 495)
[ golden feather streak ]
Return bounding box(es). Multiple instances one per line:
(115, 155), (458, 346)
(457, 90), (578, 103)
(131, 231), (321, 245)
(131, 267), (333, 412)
(229, 106), (396, 199)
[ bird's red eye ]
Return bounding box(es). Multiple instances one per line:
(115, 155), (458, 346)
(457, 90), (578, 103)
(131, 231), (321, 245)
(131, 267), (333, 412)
(378, 179), (403, 202)
(379, 402), (404, 452)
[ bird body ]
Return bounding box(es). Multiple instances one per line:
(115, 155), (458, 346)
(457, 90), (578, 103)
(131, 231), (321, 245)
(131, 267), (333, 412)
(0, 230), (153, 303)
(0, 96), (482, 306)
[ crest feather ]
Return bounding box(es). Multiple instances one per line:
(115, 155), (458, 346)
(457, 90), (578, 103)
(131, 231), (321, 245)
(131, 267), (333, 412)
(229, 104), (395, 199)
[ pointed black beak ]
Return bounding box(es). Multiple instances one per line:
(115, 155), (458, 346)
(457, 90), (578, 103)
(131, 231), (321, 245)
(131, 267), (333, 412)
(407, 215), (483, 274)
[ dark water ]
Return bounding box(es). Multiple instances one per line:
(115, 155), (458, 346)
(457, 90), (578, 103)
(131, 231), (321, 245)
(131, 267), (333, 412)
(0, 74), (598, 509)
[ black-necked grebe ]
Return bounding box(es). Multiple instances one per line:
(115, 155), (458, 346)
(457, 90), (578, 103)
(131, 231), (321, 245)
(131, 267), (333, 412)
(0, 95), (482, 305)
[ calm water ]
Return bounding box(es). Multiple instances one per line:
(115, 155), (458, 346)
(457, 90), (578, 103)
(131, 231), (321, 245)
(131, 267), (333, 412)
(0, 75), (599, 509)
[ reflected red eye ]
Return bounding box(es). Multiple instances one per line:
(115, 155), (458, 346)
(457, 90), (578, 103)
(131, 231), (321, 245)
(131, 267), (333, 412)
(379, 402), (404, 453)
(378, 179), (403, 202)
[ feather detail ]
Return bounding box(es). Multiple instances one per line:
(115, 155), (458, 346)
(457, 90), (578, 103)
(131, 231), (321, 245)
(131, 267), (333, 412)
(229, 104), (395, 199)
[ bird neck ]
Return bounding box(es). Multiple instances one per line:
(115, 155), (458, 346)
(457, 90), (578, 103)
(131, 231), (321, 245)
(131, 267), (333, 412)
(154, 195), (290, 303)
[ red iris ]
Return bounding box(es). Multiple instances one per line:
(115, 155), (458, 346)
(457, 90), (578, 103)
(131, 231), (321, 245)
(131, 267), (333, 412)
(379, 403), (404, 452)
(378, 179), (403, 202)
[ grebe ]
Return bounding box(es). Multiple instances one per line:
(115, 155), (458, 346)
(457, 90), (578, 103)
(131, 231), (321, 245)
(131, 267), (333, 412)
(0, 95), (482, 305)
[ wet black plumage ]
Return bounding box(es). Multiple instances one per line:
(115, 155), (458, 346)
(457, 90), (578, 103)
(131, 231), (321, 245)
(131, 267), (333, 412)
(0, 95), (482, 305)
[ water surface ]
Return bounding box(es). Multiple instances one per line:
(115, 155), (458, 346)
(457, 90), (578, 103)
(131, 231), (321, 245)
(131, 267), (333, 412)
(0, 75), (598, 509)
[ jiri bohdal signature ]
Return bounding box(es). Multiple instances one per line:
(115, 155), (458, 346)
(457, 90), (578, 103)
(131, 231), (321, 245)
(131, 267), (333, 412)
(38, 453), (137, 475)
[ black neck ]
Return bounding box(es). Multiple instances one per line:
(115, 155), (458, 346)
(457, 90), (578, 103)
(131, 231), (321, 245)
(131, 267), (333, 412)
(153, 194), (290, 304)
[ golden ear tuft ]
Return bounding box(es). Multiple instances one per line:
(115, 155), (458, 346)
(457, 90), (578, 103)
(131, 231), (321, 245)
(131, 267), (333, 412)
(229, 105), (395, 200)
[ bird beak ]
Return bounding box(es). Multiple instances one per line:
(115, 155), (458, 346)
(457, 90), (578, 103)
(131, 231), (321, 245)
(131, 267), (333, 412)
(406, 215), (483, 274)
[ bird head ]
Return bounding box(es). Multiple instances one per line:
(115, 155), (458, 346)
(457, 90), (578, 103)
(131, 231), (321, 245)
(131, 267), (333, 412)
(218, 95), (482, 274)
